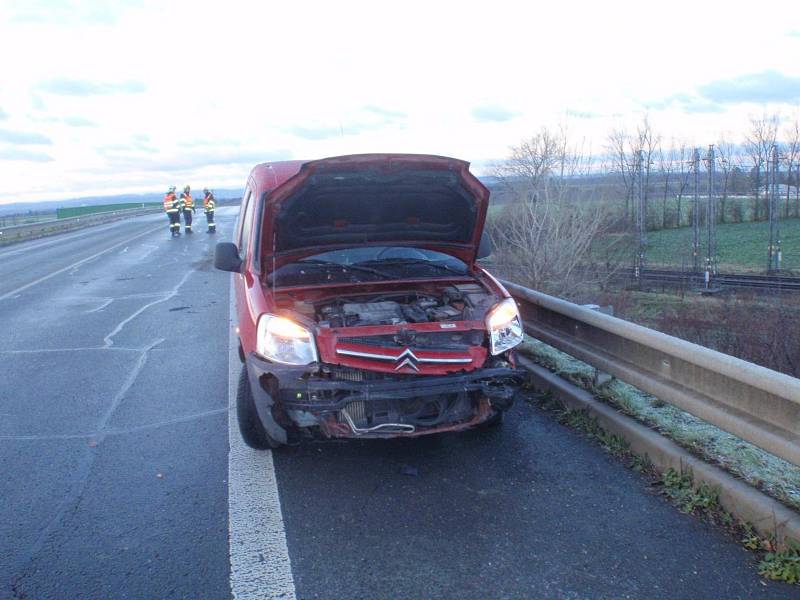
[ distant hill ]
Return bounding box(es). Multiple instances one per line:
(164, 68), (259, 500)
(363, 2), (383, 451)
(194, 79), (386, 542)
(2, 176), (503, 216)
(0, 188), (244, 216)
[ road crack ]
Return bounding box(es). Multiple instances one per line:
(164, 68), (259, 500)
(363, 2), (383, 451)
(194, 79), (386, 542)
(9, 337), (164, 594)
(103, 269), (194, 347)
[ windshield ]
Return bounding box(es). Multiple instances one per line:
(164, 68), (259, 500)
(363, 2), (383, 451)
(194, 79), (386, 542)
(267, 246), (469, 286)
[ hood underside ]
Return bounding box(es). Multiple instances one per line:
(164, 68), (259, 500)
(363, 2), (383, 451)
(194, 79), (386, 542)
(260, 154), (489, 271)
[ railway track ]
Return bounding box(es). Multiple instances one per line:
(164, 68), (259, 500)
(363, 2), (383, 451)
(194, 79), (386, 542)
(629, 268), (800, 291)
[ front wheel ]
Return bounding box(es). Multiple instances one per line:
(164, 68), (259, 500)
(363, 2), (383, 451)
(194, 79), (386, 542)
(482, 410), (504, 428)
(236, 366), (282, 449)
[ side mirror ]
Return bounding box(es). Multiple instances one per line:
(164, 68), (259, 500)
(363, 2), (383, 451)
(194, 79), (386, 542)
(477, 231), (494, 260)
(215, 242), (243, 272)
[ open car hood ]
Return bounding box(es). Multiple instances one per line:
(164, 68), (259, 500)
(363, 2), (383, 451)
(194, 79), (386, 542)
(260, 154), (489, 272)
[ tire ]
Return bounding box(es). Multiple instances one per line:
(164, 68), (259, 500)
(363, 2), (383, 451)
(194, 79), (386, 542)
(236, 366), (281, 449)
(482, 410), (504, 428)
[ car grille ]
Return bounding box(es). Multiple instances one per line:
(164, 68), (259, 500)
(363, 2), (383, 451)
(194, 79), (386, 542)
(339, 330), (483, 351)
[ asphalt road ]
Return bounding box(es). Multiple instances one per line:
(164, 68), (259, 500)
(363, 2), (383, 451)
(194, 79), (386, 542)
(1, 209), (796, 600)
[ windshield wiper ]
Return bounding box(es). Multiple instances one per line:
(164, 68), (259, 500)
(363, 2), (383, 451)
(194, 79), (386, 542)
(295, 259), (394, 279)
(353, 258), (466, 275)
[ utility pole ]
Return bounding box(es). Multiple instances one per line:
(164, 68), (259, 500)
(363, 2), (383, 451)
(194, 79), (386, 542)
(767, 144), (781, 272)
(636, 150), (648, 280)
(692, 148), (701, 272)
(704, 145), (717, 286)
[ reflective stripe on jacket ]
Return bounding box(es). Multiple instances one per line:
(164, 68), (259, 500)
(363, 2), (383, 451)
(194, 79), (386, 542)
(163, 192), (179, 213)
(204, 195), (215, 212)
(182, 192), (194, 209)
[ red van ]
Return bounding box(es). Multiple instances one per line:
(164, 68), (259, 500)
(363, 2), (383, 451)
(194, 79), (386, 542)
(215, 154), (524, 448)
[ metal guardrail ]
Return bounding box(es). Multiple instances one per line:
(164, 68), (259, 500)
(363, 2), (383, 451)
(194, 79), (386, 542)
(0, 206), (160, 245)
(502, 280), (800, 467)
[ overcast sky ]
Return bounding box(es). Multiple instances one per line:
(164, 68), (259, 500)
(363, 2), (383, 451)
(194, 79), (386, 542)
(1, 0), (799, 204)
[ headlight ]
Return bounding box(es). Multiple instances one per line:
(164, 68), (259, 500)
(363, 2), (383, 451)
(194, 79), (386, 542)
(485, 298), (523, 355)
(256, 314), (318, 365)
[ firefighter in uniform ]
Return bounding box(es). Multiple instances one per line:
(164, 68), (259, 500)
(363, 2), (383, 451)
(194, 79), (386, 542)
(181, 185), (196, 234)
(163, 186), (181, 237)
(203, 188), (216, 233)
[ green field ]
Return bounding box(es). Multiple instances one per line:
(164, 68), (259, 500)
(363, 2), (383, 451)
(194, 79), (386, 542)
(647, 217), (800, 273)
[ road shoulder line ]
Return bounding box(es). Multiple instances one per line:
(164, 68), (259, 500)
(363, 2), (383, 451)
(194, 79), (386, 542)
(227, 278), (297, 599)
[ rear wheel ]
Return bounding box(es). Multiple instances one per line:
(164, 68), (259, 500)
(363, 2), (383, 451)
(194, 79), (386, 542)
(236, 366), (282, 449)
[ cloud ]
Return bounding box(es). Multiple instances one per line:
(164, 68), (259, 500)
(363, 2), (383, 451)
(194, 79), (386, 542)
(98, 147), (292, 173)
(8, 0), (143, 26)
(471, 105), (520, 123)
(0, 128), (52, 145)
(30, 93), (46, 111)
(287, 114), (400, 140)
(680, 99), (725, 114)
(285, 107), (407, 140)
(97, 139), (158, 155)
(566, 109), (602, 119)
(362, 105), (406, 121)
(645, 91), (723, 114)
(697, 70), (800, 105)
(38, 78), (146, 96)
(288, 125), (343, 140)
(0, 148), (54, 162)
(0, 107), (8, 121)
(63, 116), (99, 127)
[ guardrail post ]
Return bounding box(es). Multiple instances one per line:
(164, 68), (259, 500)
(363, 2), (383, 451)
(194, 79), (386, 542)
(582, 304), (615, 386)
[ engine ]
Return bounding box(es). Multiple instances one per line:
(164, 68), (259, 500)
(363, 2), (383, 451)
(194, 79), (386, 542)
(315, 285), (494, 328)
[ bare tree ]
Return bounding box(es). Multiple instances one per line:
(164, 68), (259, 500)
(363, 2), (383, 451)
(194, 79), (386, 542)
(743, 114), (779, 220)
(657, 139), (678, 228)
(606, 126), (635, 226)
(673, 142), (692, 227)
(494, 127), (563, 201)
(489, 126), (630, 299)
(636, 117), (660, 223)
(604, 117), (660, 229)
(716, 133), (736, 224)
(783, 116), (800, 217)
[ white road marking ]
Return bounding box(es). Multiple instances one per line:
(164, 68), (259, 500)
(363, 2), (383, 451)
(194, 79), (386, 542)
(227, 280), (297, 600)
(0, 224), (163, 302)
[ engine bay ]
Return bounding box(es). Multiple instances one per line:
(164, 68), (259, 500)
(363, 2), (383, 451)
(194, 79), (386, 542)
(310, 283), (496, 328)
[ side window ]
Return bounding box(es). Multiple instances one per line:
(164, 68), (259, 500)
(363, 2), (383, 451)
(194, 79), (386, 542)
(238, 189), (253, 260)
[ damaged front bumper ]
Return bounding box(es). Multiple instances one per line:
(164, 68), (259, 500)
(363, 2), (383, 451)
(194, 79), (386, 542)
(245, 353), (526, 441)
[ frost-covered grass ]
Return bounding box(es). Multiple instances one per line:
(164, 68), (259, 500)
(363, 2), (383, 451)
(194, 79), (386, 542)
(519, 336), (800, 512)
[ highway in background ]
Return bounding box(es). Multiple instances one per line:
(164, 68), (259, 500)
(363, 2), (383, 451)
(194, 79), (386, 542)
(0, 209), (795, 599)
